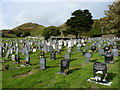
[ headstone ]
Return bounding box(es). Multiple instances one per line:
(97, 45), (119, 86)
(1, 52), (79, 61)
(33, 47), (37, 52)
(104, 46), (110, 52)
(91, 45), (96, 52)
(60, 59), (70, 75)
(104, 52), (114, 64)
(98, 49), (104, 56)
(65, 53), (71, 60)
(50, 51), (56, 60)
(5, 49), (10, 59)
(93, 62), (107, 82)
(82, 49), (87, 56)
(40, 52), (46, 70)
(40, 57), (46, 70)
(12, 54), (15, 61)
(85, 53), (92, 63)
(25, 55), (30, 64)
(0, 46), (3, 57)
(15, 55), (20, 64)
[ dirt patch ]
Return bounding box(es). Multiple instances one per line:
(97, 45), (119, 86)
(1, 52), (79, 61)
(12, 70), (34, 78)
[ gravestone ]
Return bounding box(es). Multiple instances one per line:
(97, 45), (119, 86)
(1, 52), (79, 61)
(60, 59), (70, 75)
(104, 46), (110, 52)
(50, 51), (56, 60)
(82, 49), (87, 56)
(5, 49), (10, 59)
(104, 52), (114, 64)
(15, 55), (20, 64)
(16, 47), (19, 55)
(85, 45), (89, 50)
(112, 49), (118, 57)
(76, 44), (81, 52)
(40, 52), (46, 70)
(12, 54), (15, 61)
(0, 46), (3, 57)
(85, 53), (92, 63)
(25, 55), (30, 64)
(93, 62), (107, 82)
(117, 45), (120, 50)
(33, 47), (37, 52)
(91, 45), (96, 52)
(64, 53), (71, 60)
(98, 49), (104, 56)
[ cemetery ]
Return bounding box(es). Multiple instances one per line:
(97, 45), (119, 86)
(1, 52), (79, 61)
(1, 0), (120, 89)
(0, 37), (120, 88)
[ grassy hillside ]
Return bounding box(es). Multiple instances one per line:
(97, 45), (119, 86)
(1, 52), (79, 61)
(13, 22), (45, 36)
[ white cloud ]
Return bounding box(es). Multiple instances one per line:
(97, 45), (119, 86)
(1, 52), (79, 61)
(1, 2), (113, 30)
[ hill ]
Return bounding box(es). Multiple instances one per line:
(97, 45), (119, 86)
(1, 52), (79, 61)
(13, 22), (45, 36)
(1, 22), (45, 38)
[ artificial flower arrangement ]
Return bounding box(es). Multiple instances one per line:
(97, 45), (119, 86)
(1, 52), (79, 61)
(89, 58), (97, 62)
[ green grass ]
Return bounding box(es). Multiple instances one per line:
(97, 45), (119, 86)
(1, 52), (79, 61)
(1, 39), (119, 89)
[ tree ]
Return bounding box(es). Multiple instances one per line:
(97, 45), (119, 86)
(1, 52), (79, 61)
(100, 0), (120, 34)
(42, 26), (61, 40)
(15, 31), (22, 37)
(66, 9), (93, 38)
(22, 31), (31, 37)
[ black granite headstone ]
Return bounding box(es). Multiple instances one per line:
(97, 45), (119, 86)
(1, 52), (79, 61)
(60, 59), (70, 73)
(93, 62), (107, 82)
(91, 46), (96, 52)
(104, 52), (113, 63)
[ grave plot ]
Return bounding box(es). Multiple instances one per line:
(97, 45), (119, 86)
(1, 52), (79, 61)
(87, 62), (112, 86)
(1, 38), (119, 88)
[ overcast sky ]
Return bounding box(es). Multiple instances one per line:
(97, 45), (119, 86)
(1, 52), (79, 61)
(0, 0), (115, 30)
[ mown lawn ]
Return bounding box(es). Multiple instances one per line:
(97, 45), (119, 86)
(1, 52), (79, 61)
(1, 39), (119, 89)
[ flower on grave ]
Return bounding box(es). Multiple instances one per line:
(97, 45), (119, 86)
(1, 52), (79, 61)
(89, 58), (97, 61)
(89, 50), (92, 53)
(64, 69), (69, 74)
(4, 64), (10, 70)
(96, 71), (103, 77)
(118, 50), (120, 52)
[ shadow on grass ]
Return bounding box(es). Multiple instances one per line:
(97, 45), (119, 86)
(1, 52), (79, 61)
(107, 72), (117, 81)
(46, 66), (59, 68)
(70, 59), (77, 62)
(69, 67), (81, 74)
(114, 59), (120, 64)
(57, 57), (64, 59)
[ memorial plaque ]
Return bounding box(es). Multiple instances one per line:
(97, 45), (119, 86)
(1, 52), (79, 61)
(40, 57), (46, 70)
